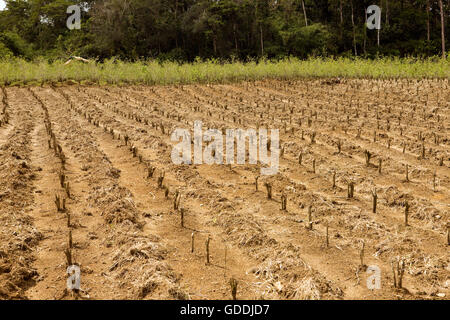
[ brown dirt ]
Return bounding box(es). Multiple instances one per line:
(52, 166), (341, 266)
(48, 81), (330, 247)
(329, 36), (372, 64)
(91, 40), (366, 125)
(0, 79), (448, 300)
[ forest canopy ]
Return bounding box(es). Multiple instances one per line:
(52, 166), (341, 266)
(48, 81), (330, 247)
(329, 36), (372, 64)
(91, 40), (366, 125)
(0, 0), (448, 61)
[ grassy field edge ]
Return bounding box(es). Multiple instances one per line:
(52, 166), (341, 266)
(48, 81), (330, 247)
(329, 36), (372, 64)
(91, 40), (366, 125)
(0, 57), (449, 86)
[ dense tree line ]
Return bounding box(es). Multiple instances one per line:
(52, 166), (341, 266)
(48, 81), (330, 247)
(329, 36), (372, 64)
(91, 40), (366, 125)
(0, 0), (448, 60)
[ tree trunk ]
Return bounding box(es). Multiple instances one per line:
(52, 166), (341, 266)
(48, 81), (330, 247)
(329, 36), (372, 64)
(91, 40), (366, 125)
(377, 0), (382, 48)
(439, 0), (446, 58)
(175, 0), (179, 48)
(260, 24), (264, 56)
(363, 21), (367, 55)
(302, 0), (308, 26)
(362, 7), (367, 55)
(427, 0), (431, 42)
(351, 0), (357, 55)
(377, 29), (380, 48)
(233, 23), (238, 52)
(385, 0), (389, 25)
(339, 0), (344, 41)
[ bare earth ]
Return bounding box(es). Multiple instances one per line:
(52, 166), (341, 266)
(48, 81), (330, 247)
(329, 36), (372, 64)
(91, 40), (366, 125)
(0, 79), (448, 300)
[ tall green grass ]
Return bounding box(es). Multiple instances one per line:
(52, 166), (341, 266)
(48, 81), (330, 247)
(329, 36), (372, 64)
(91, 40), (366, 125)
(0, 57), (448, 86)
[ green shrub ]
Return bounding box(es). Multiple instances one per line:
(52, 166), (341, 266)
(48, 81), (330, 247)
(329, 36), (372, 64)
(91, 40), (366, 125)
(0, 31), (34, 59)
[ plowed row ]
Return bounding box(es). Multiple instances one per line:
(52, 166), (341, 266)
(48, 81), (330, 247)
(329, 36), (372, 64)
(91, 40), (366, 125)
(0, 79), (448, 300)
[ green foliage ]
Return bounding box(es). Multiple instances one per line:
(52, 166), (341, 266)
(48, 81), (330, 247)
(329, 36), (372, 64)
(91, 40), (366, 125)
(0, 31), (34, 59)
(0, 57), (448, 86)
(0, 41), (13, 59)
(281, 23), (334, 58)
(0, 0), (448, 61)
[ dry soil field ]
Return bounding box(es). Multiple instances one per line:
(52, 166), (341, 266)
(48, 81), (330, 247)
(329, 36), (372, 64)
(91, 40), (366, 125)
(0, 79), (448, 300)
